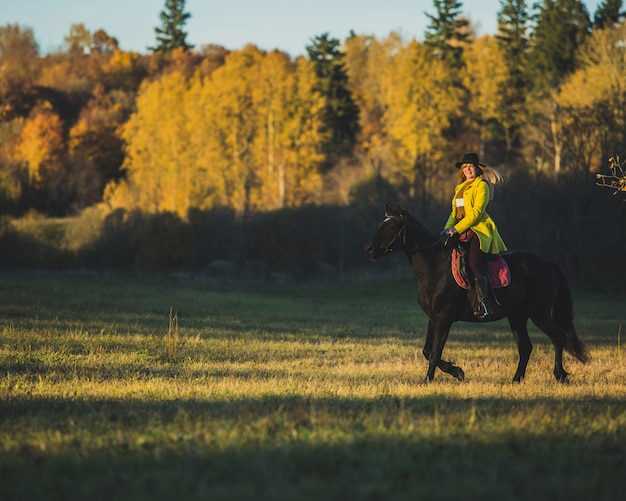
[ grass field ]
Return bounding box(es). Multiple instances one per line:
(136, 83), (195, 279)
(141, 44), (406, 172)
(1, 273), (625, 500)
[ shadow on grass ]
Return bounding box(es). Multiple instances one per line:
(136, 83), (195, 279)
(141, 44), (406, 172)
(1, 395), (625, 500)
(3, 275), (618, 350)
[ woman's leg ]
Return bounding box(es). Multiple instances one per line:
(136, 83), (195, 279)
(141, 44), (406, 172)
(465, 230), (485, 279)
(464, 230), (493, 319)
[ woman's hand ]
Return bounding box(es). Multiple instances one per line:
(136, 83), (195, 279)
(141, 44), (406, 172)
(439, 228), (457, 245)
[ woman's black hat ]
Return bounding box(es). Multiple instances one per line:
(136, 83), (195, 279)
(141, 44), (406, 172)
(455, 152), (486, 169)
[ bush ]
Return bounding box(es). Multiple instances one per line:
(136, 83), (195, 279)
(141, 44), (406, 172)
(130, 212), (191, 271)
(0, 212), (70, 268)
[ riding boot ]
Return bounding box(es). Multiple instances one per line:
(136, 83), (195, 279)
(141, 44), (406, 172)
(473, 276), (494, 319)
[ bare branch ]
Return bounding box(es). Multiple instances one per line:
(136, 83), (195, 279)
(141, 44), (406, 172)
(596, 155), (626, 196)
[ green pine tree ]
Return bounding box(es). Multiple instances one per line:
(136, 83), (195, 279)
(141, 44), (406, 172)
(497, 0), (529, 86)
(593, 0), (624, 29)
(150, 0), (194, 54)
(306, 33), (360, 166)
(527, 0), (591, 93)
(424, 0), (469, 69)
(496, 0), (530, 154)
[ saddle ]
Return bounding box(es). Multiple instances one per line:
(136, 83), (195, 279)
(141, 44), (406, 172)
(451, 247), (511, 290)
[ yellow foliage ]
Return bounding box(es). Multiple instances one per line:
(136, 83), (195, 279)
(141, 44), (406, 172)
(104, 49), (141, 74)
(0, 166), (21, 203)
(251, 51), (325, 208)
(195, 46), (325, 212)
(0, 24), (39, 89)
(553, 23), (626, 173)
(118, 71), (192, 215)
(462, 35), (508, 125)
(381, 40), (460, 186)
(557, 24), (626, 110)
(103, 178), (134, 212)
(344, 33), (403, 156)
(558, 64), (610, 108)
(36, 59), (90, 94)
(198, 46), (263, 213)
(109, 45), (326, 217)
(16, 107), (64, 184)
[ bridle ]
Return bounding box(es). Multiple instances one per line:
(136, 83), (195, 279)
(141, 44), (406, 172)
(379, 215), (440, 254)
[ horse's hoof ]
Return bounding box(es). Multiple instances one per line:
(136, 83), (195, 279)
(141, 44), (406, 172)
(555, 371), (570, 384)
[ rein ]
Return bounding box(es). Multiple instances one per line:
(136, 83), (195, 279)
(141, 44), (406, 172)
(381, 216), (440, 254)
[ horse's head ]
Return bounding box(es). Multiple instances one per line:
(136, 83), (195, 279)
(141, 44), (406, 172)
(364, 204), (408, 260)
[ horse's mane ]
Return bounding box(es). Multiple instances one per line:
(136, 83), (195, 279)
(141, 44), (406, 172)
(399, 207), (435, 237)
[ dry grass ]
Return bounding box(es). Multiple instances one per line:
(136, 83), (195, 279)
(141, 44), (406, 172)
(0, 274), (625, 500)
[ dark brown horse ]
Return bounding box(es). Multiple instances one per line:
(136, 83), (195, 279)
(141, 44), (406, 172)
(364, 204), (590, 383)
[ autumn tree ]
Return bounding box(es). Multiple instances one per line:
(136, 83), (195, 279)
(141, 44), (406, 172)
(0, 24), (39, 119)
(306, 33), (360, 166)
(193, 46), (326, 213)
(65, 23), (92, 57)
(344, 34), (462, 208)
(250, 51), (326, 208)
(379, 40), (461, 208)
(195, 44), (229, 77)
(557, 22), (626, 174)
(341, 33), (402, 202)
(343, 33), (381, 146)
(67, 85), (127, 208)
(524, 0), (591, 175)
(108, 70), (192, 215)
(462, 35), (509, 153)
(37, 26), (107, 97)
(0, 119), (24, 212)
(91, 29), (119, 54)
(193, 47), (265, 215)
(343, 32), (401, 158)
(14, 105), (69, 213)
(151, 0), (194, 54)
(17, 106), (65, 186)
(100, 48), (147, 91)
(107, 46), (326, 217)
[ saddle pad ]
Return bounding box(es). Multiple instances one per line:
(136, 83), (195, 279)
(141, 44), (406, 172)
(452, 249), (511, 290)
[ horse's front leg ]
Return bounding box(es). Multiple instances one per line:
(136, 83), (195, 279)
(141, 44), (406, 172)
(423, 319), (464, 382)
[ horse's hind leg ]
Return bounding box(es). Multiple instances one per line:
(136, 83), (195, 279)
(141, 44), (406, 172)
(507, 313), (533, 383)
(531, 312), (569, 382)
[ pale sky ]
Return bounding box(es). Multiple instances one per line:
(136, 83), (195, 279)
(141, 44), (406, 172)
(1, 0), (604, 57)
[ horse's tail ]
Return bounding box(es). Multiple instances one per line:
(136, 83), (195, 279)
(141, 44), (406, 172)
(552, 263), (591, 364)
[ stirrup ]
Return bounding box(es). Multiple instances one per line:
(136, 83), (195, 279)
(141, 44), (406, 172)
(474, 301), (493, 319)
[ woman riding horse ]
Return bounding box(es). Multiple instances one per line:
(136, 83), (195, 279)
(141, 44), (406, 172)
(364, 204), (590, 383)
(441, 153), (507, 320)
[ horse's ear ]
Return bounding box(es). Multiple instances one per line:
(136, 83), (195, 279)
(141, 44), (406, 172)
(384, 203), (393, 216)
(394, 204), (406, 218)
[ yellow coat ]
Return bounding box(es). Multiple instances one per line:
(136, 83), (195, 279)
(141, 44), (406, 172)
(444, 177), (508, 254)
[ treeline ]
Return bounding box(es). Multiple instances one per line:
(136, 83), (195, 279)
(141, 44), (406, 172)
(0, 173), (621, 291)
(0, 205), (376, 279)
(0, 0), (625, 290)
